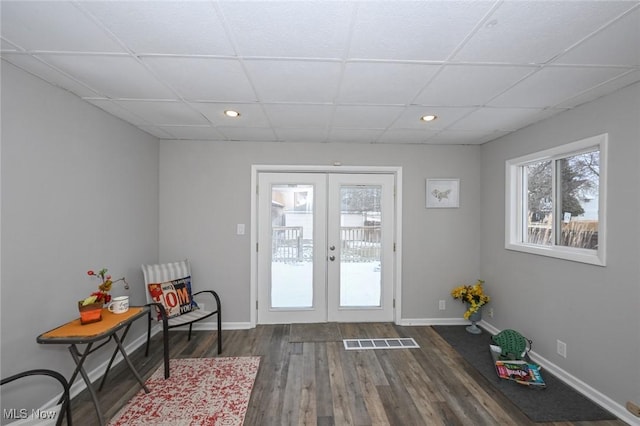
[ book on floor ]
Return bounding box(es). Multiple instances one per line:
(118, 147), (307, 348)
(494, 359), (546, 387)
(490, 344), (546, 387)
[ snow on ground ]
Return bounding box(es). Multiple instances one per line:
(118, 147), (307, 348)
(271, 261), (381, 308)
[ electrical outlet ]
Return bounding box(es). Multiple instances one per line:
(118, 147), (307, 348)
(438, 300), (446, 310)
(488, 308), (494, 318)
(626, 401), (640, 417)
(557, 340), (567, 358)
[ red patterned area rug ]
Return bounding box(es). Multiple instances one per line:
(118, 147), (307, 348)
(109, 357), (260, 426)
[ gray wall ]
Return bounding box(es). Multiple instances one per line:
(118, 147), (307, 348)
(0, 63), (159, 412)
(158, 141), (482, 323)
(479, 82), (640, 407)
(3, 57), (637, 419)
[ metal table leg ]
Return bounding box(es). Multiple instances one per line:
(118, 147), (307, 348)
(111, 332), (149, 393)
(68, 343), (104, 426)
(98, 324), (132, 391)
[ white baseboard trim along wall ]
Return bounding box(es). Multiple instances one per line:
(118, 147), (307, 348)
(479, 321), (636, 426)
(65, 320), (636, 425)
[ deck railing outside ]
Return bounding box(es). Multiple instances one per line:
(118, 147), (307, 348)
(272, 226), (381, 263)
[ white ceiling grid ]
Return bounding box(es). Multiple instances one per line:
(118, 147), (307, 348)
(1, 0), (639, 145)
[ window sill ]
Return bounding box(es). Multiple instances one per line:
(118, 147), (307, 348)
(505, 242), (605, 266)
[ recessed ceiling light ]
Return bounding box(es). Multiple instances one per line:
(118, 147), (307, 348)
(420, 115), (437, 122)
(224, 110), (240, 118)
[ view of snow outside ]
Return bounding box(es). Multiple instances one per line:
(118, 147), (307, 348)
(271, 261), (381, 308)
(270, 184), (383, 309)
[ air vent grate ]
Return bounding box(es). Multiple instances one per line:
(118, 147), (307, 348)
(343, 337), (419, 350)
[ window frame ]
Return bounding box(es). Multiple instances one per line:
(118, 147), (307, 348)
(505, 134), (607, 266)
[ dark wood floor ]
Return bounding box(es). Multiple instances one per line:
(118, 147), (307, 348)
(70, 323), (626, 425)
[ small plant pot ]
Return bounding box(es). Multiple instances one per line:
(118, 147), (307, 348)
(78, 301), (104, 324)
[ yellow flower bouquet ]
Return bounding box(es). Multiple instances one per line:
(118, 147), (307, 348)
(451, 279), (490, 319)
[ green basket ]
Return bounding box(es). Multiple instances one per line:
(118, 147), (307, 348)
(492, 329), (531, 360)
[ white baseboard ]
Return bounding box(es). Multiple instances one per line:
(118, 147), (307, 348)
(527, 350), (636, 425)
(187, 321), (252, 331)
(471, 320), (636, 426)
(66, 330), (152, 400)
(61, 319), (637, 426)
(397, 318), (469, 326)
(65, 321), (248, 401)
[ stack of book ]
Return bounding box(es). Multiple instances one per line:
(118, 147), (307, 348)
(490, 344), (546, 387)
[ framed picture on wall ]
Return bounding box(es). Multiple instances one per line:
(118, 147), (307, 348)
(426, 179), (460, 208)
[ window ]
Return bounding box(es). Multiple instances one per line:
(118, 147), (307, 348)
(505, 134), (607, 266)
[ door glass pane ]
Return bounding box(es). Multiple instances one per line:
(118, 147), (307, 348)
(525, 160), (552, 246)
(339, 185), (382, 307)
(558, 149), (599, 249)
(271, 184), (313, 308)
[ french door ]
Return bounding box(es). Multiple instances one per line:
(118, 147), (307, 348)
(257, 172), (395, 324)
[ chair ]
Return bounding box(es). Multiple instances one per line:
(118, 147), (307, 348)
(0, 369), (72, 426)
(141, 259), (222, 362)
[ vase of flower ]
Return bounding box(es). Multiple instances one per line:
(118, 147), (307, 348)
(78, 267), (129, 324)
(466, 306), (482, 334)
(78, 301), (104, 324)
(451, 279), (490, 335)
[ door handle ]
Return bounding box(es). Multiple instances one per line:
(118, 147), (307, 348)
(329, 255), (335, 261)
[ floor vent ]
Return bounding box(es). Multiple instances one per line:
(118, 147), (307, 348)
(343, 337), (420, 350)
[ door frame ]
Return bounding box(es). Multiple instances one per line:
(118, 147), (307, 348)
(250, 164), (403, 327)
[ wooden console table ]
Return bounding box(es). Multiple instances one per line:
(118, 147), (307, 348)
(37, 306), (167, 425)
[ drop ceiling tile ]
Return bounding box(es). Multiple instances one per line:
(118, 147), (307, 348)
(1, 38), (19, 51)
(84, 98), (151, 126)
(142, 57), (257, 102)
(556, 70), (640, 108)
(390, 106), (475, 130)
(275, 128), (329, 143)
(137, 126), (174, 139)
(244, 60), (342, 103)
(414, 65), (537, 106)
(36, 54), (176, 99)
(1, 1), (636, 145)
(349, 1), (494, 60)
(219, 2), (353, 58)
(338, 62), (441, 104)
(110, 100), (209, 126)
(489, 66), (627, 108)
(489, 66), (631, 108)
(332, 105), (405, 128)
(429, 130), (511, 145)
(190, 103), (269, 127)
(263, 104), (334, 128)
(80, 1), (234, 55)
(217, 126), (277, 142)
(2, 54), (100, 98)
(377, 129), (439, 144)
(449, 107), (547, 132)
(328, 128), (384, 143)
(0, 1), (125, 53)
(454, 1), (635, 64)
(155, 126), (226, 140)
(554, 7), (640, 67)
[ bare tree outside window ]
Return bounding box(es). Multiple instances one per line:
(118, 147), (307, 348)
(558, 150), (599, 249)
(526, 160), (552, 245)
(525, 149), (599, 249)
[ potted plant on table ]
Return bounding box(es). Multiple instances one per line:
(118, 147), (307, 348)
(451, 279), (490, 334)
(78, 268), (128, 324)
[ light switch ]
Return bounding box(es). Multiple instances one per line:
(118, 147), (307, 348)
(237, 224), (245, 235)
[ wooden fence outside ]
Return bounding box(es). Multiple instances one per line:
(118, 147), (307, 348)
(527, 221), (598, 249)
